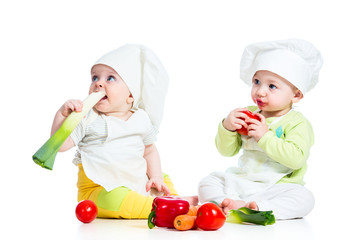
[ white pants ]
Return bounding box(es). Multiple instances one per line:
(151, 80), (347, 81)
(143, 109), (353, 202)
(198, 174), (315, 220)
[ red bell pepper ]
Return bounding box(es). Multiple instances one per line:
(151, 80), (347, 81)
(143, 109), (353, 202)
(148, 196), (190, 229)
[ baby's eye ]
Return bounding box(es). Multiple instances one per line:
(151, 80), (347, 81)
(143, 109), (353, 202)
(253, 79), (260, 85)
(92, 76), (98, 82)
(269, 84), (277, 89)
(107, 76), (115, 82)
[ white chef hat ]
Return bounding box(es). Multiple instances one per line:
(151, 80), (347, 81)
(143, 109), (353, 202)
(93, 44), (169, 130)
(240, 39), (323, 94)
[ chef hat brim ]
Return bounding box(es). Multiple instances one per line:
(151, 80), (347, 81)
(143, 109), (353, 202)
(240, 39), (323, 94)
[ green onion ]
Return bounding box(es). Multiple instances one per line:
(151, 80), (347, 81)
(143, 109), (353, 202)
(226, 207), (276, 226)
(32, 91), (105, 170)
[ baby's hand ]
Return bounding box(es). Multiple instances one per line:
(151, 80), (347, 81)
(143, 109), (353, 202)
(222, 108), (250, 132)
(146, 177), (171, 196)
(247, 113), (268, 141)
(59, 99), (83, 118)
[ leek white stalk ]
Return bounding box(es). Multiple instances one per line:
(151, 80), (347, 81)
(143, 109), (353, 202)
(33, 91), (106, 170)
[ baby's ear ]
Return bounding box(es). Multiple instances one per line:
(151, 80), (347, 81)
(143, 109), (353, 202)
(292, 89), (304, 103)
(127, 93), (134, 104)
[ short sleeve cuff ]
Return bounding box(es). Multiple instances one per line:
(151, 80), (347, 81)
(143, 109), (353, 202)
(144, 126), (158, 146)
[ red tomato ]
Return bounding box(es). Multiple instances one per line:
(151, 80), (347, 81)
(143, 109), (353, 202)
(75, 200), (98, 223)
(236, 110), (261, 135)
(196, 203), (226, 231)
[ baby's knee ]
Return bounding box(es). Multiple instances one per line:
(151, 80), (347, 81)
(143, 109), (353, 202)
(294, 186), (315, 217)
(198, 174), (220, 194)
(198, 175), (213, 188)
(199, 174), (224, 187)
(279, 184), (315, 219)
(198, 174), (225, 203)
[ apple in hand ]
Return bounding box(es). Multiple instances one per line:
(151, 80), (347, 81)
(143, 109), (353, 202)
(236, 110), (261, 135)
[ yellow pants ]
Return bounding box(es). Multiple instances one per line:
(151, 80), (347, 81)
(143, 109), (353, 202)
(77, 164), (178, 219)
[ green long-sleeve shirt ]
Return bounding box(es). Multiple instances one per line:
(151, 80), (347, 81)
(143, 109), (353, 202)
(215, 106), (314, 185)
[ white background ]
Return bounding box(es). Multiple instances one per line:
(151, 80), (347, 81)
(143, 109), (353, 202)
(1, 0), (359, 239)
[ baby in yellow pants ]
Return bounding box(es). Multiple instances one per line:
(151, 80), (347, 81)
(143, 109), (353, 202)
(51, 44), (197, 218)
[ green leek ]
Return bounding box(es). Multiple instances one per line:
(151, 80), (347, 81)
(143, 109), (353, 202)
(32, 91), (105, 170)
(226, 207), (275, 226)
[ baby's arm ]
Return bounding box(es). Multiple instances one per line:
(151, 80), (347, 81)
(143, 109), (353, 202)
(51, 99), (82, 152)
(144, 144), (171, 195)
(215, 108), (247, 157)
(257, 120), (314, 170)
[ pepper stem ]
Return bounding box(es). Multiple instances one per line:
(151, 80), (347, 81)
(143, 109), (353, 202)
(147, 209), (156, 229)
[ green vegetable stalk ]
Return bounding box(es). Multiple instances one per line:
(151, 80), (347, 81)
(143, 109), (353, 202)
(32, 91), (105, 170)
(226, 207), (275, 226)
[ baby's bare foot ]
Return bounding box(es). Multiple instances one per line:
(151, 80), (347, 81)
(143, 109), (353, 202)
(245, 201), (259, 211)
(220, 198), (247, 215)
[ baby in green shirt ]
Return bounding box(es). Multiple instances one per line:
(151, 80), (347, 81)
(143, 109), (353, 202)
(198, 39), (323, 219)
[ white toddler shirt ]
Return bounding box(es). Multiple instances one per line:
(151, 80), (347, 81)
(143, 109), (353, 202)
(70, 109), (157, 194)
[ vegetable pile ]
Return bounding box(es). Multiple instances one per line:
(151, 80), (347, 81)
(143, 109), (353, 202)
(32, 91), (105, 170)
(148, 197), (226, 231)
(148, 197), (275, 231)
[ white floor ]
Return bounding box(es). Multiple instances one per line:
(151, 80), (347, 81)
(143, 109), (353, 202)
(4, 204), (354, 240)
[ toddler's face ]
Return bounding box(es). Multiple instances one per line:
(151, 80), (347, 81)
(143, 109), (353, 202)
(89, 64), (133, 115)
(251, 70), (302, 117)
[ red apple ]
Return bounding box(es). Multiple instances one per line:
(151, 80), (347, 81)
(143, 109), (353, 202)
(236, 110), (261, 135)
